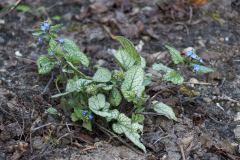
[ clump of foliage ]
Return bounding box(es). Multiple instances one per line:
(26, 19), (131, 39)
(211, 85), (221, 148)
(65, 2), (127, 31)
(33, 19), (213, 153)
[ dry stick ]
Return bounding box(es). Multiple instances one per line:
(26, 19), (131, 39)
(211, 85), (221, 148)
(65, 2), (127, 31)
(0, 51), (36, 63)
(28, 137), (58, 160)
(42, 72), (53, 94)
(9, 0), (22, 12)
(66, 122), (73, 145)
(146, 90), (163, 111)
(145, 79), (162, 93)
(95, 123), (146, 156)
(175, 22), (189, 35)
(188, 6), (193, 24)
(179, 145), (186, 160)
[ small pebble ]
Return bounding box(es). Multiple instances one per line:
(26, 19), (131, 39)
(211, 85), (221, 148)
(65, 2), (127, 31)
(182, 47), (194, 54)
(142, 36), (150, 42)
(0, 37), (5, 44)
(203, 97), (212, 103)
(219, 37), (224, 42)
(15, 51), (22, 57)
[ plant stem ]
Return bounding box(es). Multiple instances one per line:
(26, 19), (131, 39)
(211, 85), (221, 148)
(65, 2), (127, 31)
(145, 79), (162, 93)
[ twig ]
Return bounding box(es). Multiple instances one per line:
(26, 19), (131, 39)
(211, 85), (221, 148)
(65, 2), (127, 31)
(219, 94), (240, 103)
(42, 72), (53, 94)
(55, 78), (61, 94)
(80, 146), (95, 152)
(145, 79), (162, 93)
(174, 22), (189, 35)
(219, 77), (225, 88)
(66, 122), (73, 145)
(9, 0), (22, 12)
(28, 137), (58, 160)
(146, 91), (163, 111)
(0, 51), (36, 63)
(188, 6), (193, 24)
(179, 144), (186, 160)
(95, 123), (146, 156)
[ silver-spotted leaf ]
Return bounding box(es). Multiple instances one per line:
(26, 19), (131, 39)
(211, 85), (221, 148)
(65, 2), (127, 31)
(115, 36), (141, 64)
(112, 123), (146, 153)
(89, 94), (106, 111)
(163, 69), (184, 85)
(165, 45), (184, 65)
(36, 55), (55, 74)
(152, 100), (177, 121)
(63, 38), (89, 66)
(152, 63), (171, 72)
(121, 65), (145, 97)
(113, 47), (135, 71)
(109, 88), (122, 106)
(93, 68), (111, 82)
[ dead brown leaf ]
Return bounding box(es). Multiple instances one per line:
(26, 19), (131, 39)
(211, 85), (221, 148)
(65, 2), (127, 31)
(75, 133), (94, 143)
(188, 0), (207, 6)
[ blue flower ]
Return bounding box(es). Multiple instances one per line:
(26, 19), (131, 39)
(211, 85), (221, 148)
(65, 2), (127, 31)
(44, 22), (50, 28)
(50, 52), (54, 56)
(82, 110), (88, 117)
(59, 39), (64, 43)
(186, 50), (193, 56)
(190, 54), (198, 59)
(55, 29), (58, 33)
(194, 65), (200, 71)
(41, 25), (47, 31)
(88, 114), (93, 119)
(38, 37), (43, 43)
(199, 58), (203, 63)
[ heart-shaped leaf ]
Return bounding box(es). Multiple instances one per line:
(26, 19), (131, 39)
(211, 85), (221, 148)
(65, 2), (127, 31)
(113, 48), (135, 71)
(93, 68), (111, 82)
(163, 69), (184, 85)
(151, 100), (177, 121)
(165, 45), (184, 65)
(121, 65), (145, 97)
(152, 63), (171, 72)
(36, 55), (55, 74)
(109, 88), (122, 106)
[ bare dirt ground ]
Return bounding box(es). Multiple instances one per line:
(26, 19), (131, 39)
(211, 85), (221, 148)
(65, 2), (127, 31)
(0, 0), (240, 159)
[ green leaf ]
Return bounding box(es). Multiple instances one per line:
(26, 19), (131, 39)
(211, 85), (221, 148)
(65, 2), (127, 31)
(62, 68), (74, 74)
(93, 68), (111, 82)
(83, 121), (92, 131)
(102, 85), (114, 91)
(43, 35), (50, 40)
(36, 55), (55, 74)
(132, 113), (145, 123)
(32, 31), (46, 37)
(122, 91), (135, 102)
(115, 36), (141, 64)
(89, 94), (106, 111)
(63, 38), (89, 66)
(50, 33), (58, 38)
(152, 63), (171, 72)
(152, 100), (177, 121)
(112, 123), (146, 153)
(36, 6), (46, 12)
(71, 113), (79, 122)
(46, 107), (58, 114)
(113, 48), (135, 71)
(16, 5), (32, 13)
(163, 69), (184, 85)
(140, 56), (146, 69)
(0, 5), (15, 13)
(65, 79), (77, 92)
(121, 65), (145, 97)
(109, 88), (122, 106)
(76, 79), (92, 91)
(50, 24), (63, 30)
(74, 107), (84, 118)
(48, 38), (57, 54)
(52, 16), (61, 21)
(165, 45), (184, 65)
(189, 63), (214, 74)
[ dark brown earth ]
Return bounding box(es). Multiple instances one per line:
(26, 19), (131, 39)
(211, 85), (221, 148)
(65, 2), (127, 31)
(0, 0), (240, 159)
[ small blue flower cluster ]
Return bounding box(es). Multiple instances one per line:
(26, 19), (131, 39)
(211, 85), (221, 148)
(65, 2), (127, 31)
(82, 110), (92, 119)
(41, 22), (50, 31)
(186, 50), (203, 72)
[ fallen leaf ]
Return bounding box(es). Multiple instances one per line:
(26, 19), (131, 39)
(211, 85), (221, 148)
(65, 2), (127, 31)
(188, 0), (207, 6)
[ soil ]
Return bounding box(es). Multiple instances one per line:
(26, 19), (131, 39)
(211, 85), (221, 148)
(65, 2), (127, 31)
(0, 0), (240, 159)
